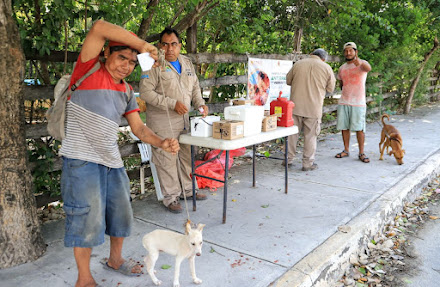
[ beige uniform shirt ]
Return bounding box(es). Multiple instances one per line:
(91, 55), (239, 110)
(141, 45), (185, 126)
(286, 55), (336, 119)
(139, 55), (205, 134)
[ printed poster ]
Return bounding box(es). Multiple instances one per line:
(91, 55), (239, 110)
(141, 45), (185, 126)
(247, 57), (293, 109)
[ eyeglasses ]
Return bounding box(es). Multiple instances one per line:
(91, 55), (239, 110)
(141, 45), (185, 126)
(161, 42), (179, 48)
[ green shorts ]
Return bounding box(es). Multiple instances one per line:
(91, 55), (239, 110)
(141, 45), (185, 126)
(336, 105), (366, 132)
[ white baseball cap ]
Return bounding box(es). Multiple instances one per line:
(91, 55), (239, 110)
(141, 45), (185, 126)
(343, 42), (357, 50)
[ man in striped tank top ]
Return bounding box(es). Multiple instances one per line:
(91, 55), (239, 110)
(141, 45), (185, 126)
(59, 20), (180, 287)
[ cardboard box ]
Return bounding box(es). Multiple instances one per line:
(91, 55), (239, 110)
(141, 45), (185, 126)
(233, 99), (254, 106)
(262, 115), (277, 132)
(213, 120), (244, 140)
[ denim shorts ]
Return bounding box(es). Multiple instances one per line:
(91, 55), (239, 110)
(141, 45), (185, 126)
(61, 157), (133, 248)
(336, 105), (366, 132)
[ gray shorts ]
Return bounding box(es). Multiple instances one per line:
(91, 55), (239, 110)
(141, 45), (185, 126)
(61, 157), (133, 248)
(336, 105), (366, 132)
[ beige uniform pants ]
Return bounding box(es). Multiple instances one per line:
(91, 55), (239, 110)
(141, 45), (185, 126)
(287, 115), (321, 168)
(151, 139), (194, 207)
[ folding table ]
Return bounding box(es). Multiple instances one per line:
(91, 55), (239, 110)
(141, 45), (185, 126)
(179, 126), (298, 223)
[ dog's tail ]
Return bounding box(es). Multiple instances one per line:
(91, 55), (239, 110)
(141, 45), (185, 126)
(381, 114), (390, 125)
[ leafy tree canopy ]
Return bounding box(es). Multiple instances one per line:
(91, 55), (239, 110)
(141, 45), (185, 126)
(13, 0), (440, 100)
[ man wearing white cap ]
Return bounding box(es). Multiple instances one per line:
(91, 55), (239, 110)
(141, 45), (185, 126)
(335, 42), (372, 163)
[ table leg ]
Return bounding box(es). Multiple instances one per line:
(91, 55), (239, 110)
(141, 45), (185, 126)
(191, 145), (197, 211)
(140, 165), (145, 195)
(223, 150), (230, 224)
(252, 144), (256, 187)
(285, 136), (288, 194)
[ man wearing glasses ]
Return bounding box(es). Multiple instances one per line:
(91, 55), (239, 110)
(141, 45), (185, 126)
(140, 27), (209, 213)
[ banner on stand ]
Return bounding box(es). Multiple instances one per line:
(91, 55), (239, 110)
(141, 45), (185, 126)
(247, 57), (293, 109)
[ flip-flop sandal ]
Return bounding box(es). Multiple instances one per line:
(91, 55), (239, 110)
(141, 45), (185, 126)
(335, 150), (350, 158)
(358, 153), (370, 163)
(100, 258), (142, 277)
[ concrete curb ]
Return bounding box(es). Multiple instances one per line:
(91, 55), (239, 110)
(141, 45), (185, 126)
(272, 149), (440, 287)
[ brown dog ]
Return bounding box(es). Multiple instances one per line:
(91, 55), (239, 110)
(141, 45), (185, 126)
(379, 114), (405, 165)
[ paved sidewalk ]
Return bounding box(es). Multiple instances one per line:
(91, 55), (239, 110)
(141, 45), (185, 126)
(1, 102), (440, 287)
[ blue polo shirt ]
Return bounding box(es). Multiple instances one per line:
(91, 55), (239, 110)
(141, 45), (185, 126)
(170, 60), (181, 74)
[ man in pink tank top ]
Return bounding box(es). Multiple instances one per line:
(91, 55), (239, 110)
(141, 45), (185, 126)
(335, 42), (372, 163)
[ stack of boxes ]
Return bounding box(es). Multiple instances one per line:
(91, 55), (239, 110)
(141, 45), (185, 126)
(190, 98), (291, 139)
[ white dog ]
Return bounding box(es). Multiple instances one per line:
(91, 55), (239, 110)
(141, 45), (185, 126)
(142, 221), (205, 287)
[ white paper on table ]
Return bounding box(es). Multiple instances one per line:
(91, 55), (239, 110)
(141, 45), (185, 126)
(137, 52), (155, 71)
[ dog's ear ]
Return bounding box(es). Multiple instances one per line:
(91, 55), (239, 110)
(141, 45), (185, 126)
(185, 221), (192, 234)
(197, 223), (206, 232)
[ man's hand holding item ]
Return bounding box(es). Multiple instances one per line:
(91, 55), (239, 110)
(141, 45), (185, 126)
(199, 105), (209, 117)
(161, 138), (180, 155)
(174, 101), (188, 115)
(140, 43), (159, 67)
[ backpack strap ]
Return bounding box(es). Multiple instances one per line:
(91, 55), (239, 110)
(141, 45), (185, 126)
(123, 80), (132, 101)
(70, 62), (101, 92)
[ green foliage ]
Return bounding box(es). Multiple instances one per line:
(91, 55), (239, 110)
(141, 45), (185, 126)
(118, 130), (132, 144)
(208, 63), (247, 102)
(322, 113), (336, 123)
(358, 266), (367, 275)
(27, 139), (61, 197)
(123, 155), (142, 171)
(12, 0), (440, 103)
(412, 71), (432, 105)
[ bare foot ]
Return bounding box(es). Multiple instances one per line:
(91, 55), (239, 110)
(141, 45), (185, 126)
(75, 279), (97, 287)
(106, 258), (142, 275)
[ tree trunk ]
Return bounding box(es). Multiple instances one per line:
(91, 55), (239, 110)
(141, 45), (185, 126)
(404, 37), (439, 114)
(292, 26), (303, 54)
(173, 0), (219, 36)
(208, 64), (219, 103)
(0, 0), (46, 268)
(138, 0), (159, 40)
(292, 0), (305, 54)
(170, 0), (189, 27)
(187, 23), (198, 54)
(433, 61), (440, 87)
(39, 61), (51, 85)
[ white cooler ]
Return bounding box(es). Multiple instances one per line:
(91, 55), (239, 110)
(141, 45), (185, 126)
(190, 116), (221, 137)
(224, 105), (265, 136)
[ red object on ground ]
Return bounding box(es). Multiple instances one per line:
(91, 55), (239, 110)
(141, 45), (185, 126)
(193, 148), (246, 190)
(270, 92), (295, 127)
